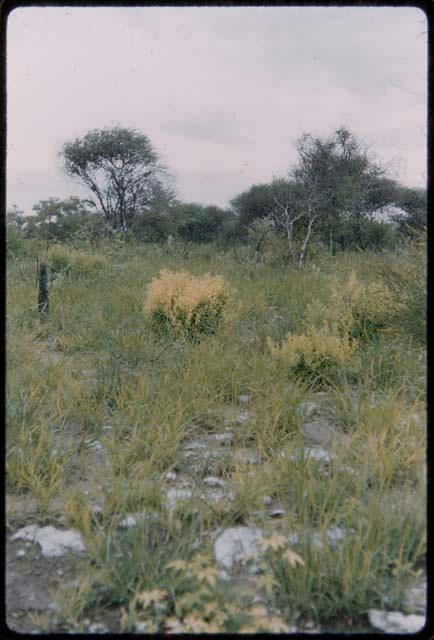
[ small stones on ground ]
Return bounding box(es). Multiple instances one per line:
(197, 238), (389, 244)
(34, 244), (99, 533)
(233, 448), (261, 465)
(368, 610), (426, 633)
(90, 503), (103, 514)
(16, 549), (26, 558)
(238, 394), (252, 405)
(203, 476), (227, 488)
(165, 471), (178, 481)
(88, 623), (109, 633)
(165, 487), (193, 511)
(299, 402), (319, 417)
(214, 527), (264, 571)
(56, 569), (64, 576)
(263, 495), (273, 506)
(301, 421), (339, 447)
(134, 621), (150, 633)
(403, 580), (426, 614)
(209, 432), (233, 445)
(119, 512), (151, 528)
(286, 447), (336, 463)
(85, 439), (103, 451)
(11, 525), (86, 557)
(269, 509), (286, 518)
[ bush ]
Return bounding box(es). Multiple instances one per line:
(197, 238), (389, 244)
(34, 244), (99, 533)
(267, 322), (358, 386)
(329, 271), (403, 341)
(144, 269), (231, 339)
(47, 245), (108, 278)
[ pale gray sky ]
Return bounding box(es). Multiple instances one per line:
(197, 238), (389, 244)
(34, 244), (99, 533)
(7, 5), (427, 213)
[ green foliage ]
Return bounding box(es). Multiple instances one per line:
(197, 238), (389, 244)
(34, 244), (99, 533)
(47, 244), (109, 278)
(61, 126), (165, 230)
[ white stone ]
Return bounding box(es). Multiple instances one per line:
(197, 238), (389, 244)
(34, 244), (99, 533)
(209, 432), (233, 444)
(263, 496), (273, 506)
(214, 526), (264, 571)
(88, 623), (109, 634)
(203, 476), (226, 488)
(134, 622), (149, 633)
(233, 449), (261, 465)
(290, 447), (336, 463)
(165, 487), (193, 511)
(403, 583), (426, 613)
(183, 440), (207, 451)
(11, 525), (86, 557)
(368, 610), (425, 633)
(165, 471), (177, 481)
(299, 402), (319, 417)
(270, 509), (286, 518)
(238, 395), (252, 405)
(16, 549), (26, 558)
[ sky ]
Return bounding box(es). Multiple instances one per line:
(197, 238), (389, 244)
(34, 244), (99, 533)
(6, 5), (427, 214)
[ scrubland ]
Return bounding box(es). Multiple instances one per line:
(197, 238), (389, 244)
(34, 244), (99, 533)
(6, 238), (426, 633)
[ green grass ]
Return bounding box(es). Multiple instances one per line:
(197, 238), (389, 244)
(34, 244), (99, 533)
(6, 238), (426, 632)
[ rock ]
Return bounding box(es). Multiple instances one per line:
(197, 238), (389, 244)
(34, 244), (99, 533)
(209, 432), (233, 445)
(368, 610), (425, 633)
(165, 471), (177, 481)
(165, 487), (193, 511)
(238, 394), (252, 405)
(203, 488), (234, 504)
(294, 447), (336, 463)
(263, 496), (273, 506)
(403, 580), (426, 614)
(214, 527), (264, 571)
(233, 449), (261, 465)
(269, 509), (286, 518)
(16, 549), (26, 558)
(134, 621), (149, 633)
(203, 476), (227, 488)
(90, 503), (103, 514)
(301, 421), (339, 447)
(183, 440), (207, 451)
(11, 525), (86, 557)
(88, 623), (109, 633)
(235, 412), (251, 424)
(299, 402), (319, 417)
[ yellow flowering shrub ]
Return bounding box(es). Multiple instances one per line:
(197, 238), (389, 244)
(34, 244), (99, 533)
(47, 245), (108, 278)
(267, 322), (357, 384)
(144, 269), (231, 339)
(330, 271), (403, 340)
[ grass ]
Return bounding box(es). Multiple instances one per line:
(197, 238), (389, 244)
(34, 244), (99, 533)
(6, 238), (426, 632)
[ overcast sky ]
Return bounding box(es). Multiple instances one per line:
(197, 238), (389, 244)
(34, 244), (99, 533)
(7, 5), (427, 213)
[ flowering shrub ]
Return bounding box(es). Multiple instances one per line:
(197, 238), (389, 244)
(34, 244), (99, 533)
(330, 271), (403, 340)
(267, 322), (357, 385)
(144, 269), (231, 339)
(47, 245), (108, 278)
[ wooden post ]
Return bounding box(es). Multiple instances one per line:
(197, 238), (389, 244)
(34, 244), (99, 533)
(38, 262), (49, 317)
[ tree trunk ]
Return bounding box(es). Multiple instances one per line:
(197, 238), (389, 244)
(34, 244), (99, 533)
(286, 224), (297, 264)
(298, 217), (316, 266)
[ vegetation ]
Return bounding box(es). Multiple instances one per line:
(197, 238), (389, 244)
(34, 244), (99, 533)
(6, 123), (426, 633)
(6, 235), (426, 633)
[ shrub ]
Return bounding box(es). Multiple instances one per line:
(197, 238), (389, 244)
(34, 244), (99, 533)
(47, 245), (108, 278)
(330, 271), (403, 340)
(267, 322), (358, 385)
(144, 269), (231, 339)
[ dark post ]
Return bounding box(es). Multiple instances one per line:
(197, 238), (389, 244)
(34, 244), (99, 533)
(38, 263), (49, 317)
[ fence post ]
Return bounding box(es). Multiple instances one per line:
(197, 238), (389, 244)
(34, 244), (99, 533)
(38, 262), (49, 317)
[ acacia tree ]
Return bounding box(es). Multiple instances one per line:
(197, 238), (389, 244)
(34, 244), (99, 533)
(272, 127), (399, 264)
(61, 126), (166, 230)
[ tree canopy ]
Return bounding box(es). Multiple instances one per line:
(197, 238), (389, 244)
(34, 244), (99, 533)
(61, 126), (165, 230)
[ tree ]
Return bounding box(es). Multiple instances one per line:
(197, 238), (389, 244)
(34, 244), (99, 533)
(31, 197), (100, 242)
(272, 127), (400, 262)
(61, 126), (165, 230)
(230, 183), (277, 236)
(172, 203), (235, 243)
